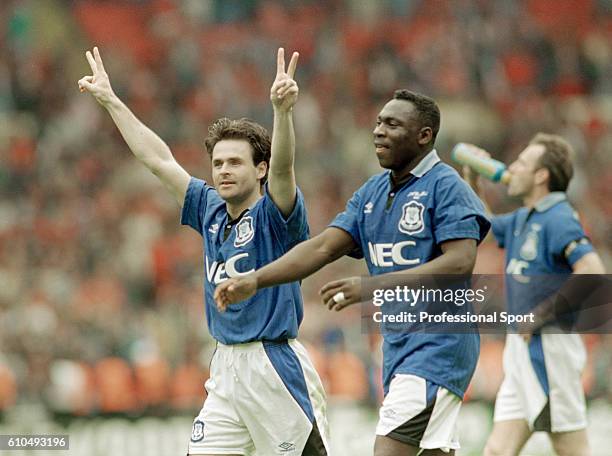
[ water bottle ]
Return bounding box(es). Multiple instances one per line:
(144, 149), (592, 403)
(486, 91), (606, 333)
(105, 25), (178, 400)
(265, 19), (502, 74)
(451, 143), (510, 184)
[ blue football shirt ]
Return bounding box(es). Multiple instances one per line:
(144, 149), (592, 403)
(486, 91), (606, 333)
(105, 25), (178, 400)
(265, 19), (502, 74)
(330, 150), (491, 398)
(181, 177), (309, 344)
(492, 192), (594, 316)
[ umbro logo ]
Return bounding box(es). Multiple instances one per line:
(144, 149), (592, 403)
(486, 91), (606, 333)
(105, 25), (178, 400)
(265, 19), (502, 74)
(383, 409), (396, 418)
(364, 202), (374, 214)
(279, 441), (296, 452)
(208, 223), (219, 234)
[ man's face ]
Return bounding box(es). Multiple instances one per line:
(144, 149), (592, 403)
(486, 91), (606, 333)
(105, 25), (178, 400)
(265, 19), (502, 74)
(373, 99), (427, 171)
(211, 139), (266, 204)
(507, 144), (546, 197)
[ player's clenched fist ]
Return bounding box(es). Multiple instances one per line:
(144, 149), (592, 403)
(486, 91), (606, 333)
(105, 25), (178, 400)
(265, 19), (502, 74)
(77, 46), (116, 107)
(270, 47), (299, 113)
(214, 276), (258, 312)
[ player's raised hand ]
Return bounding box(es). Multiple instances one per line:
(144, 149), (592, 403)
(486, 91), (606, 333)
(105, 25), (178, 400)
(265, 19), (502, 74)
(320, 277), (362, 311)
(78, 47), (116, 107)
(214, 276), (258, 312)
(270, 47), (299, 113)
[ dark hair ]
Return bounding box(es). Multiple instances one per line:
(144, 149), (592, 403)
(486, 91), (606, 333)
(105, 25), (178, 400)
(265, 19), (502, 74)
(204, 118), (271, 185)
(530, 133), (574, 192)
(393, 90), (441, 143)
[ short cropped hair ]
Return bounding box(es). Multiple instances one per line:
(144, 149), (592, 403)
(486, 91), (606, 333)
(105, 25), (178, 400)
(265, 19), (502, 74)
(393, 90), (441, 144)
(530, 133), (574, 192)
(204, 118), (271, 185)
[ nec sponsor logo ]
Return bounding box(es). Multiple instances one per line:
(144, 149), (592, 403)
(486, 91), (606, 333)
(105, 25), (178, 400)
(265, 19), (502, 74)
(506, 258), (531, 283)
(368, 241), (421, 267)
(206, 253), (254, 284)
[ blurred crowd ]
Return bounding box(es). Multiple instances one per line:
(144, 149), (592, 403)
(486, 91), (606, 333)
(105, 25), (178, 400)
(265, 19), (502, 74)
(1, 0), (611, 417)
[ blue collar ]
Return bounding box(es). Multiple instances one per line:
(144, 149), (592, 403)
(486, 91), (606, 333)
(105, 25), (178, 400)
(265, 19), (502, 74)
(411, 149), (441, 178)
(534, 192), (566, 212)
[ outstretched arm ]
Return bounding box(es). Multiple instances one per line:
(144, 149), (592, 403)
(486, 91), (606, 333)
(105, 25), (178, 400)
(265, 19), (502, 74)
(214, 227), (357, 310)
(268, 48), (300, 217)
(78, 47), (190, 206)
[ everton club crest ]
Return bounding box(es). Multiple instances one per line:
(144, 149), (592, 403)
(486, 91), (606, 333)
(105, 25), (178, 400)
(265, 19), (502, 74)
(191, 420), (205, 442)
(520, 224), (540, 261)
(234, 216), (255, 247)
(398, 201), (425, 235)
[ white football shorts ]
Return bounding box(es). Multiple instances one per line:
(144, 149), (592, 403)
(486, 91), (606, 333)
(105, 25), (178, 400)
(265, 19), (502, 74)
(376, 374), (462, 452)
(188, 339), (329, 455)
(493, 331), (587, 433)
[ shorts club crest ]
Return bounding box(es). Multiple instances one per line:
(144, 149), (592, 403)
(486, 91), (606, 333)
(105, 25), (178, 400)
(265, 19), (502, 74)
(190, 420), (205, 443)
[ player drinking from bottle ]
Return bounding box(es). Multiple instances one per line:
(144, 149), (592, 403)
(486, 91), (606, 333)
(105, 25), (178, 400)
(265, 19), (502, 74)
(462, 134), (605, 456)
(78, 46), (329, 455)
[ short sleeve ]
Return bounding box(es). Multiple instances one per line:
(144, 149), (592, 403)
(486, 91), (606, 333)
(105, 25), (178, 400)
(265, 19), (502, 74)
(262, 185), (309, 247)
(491, 212), (516, 249)
(433, 176), (491, 245)
(328, 189), (364, 259)
(180, 177), (211, 235)
(548, 210), (594, 267)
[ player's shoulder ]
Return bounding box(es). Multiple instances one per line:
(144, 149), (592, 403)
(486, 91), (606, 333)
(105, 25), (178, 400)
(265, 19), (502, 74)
(543, 199), (581, 224)
(186, 177), (224, 209)
(258, 184), (305, 210)
(552, 198), (575, 213)
(191, 177), (220, 196)
(206, 186), (225, 209)
(431, 161), (464, 181)
(353, 171), (389, 195)
(366, 171), (389, 187)
(203, 193), (226, 223)
(427, 162), (472, 192)
(432, 161), (459, 176)
(183, 179), (225, 232)
(250, 185), (309, 233)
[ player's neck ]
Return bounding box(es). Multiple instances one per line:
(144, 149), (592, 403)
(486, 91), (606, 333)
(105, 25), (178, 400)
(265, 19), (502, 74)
(226, 189), (262, 219)
(523, 187), (550, 209)
(392, 148), (431, 182)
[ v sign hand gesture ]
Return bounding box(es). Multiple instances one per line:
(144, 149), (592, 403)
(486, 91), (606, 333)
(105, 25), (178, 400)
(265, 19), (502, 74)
(78, 47), (116, 107)
(76, 46), (191, 205)
(270, 48), (299, 113)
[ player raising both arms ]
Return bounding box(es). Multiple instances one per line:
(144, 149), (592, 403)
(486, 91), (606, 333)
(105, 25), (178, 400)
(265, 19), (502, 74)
(215, 90), (491, 456)
(78, 47), (329, 455)
(462, 135), (605, 456)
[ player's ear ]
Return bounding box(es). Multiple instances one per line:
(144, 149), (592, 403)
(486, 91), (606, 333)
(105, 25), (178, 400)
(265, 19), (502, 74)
(534, 167), (549, 187)
(256, 161), (268, 181)
(418, 127), (433, 146)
